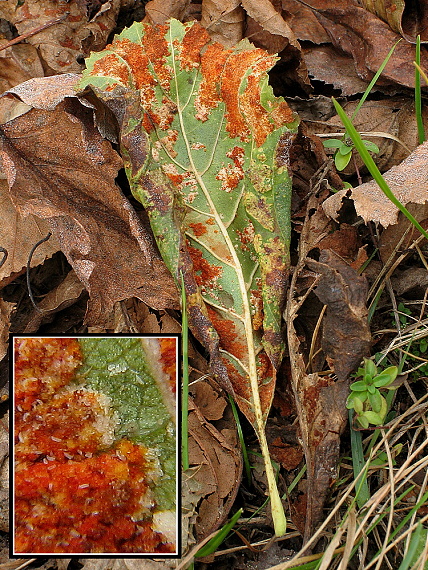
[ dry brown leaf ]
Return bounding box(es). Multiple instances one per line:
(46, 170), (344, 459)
(301, 0), (428, 89)
(0, 178), (60, 287)
(361, 0), (428, 42)
(0, 44), (44, 93)
(201, 0), (245, 47)
(0, 299), (14, 362)
(143, 0), (192, 25)
(287, 202), (370, 542)
(378, 204), (428, 264)
(281, 0), (330, 43)
(0, 98), (178, 323)
(302, 45), (370, 97)
(188, 381), (242, 540)
(22, 270), (85, 333)
(1, 0), (120, 74)
(306, 250), (371, 383)
(323, 141), (428, 227)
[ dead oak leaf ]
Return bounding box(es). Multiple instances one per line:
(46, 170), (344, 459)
(0, 98), (178, 324)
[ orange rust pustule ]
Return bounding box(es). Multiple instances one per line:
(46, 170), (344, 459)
(160, 338), (177, 395)
(179, 23), (210, 71)
(206, 305), (246, 360)
(271, 100), (295, 127)
(187, 244), (222, 286)
(14, 338), (82, 413)
(142, 24), (171, 90)
(240, 67), (274, 147)
(15, 389), (114, 463)
(15, 440), (173, 554)
(92, 54), (130, 88)
(221, 48), (273, 143)
(196, 43), (231, 121)
(112, 39), (155, 92)
(189, 222), (207, 237)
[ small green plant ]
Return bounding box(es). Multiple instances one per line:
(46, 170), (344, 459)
(346, 358), (398, 428)
(323, 136), (379, 171)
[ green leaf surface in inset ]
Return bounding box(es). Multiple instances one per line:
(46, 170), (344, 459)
(80, 19), (299, 536)
(79, 338), (176, 511)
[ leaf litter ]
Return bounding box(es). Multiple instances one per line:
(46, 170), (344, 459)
(0, 0), (428, 568)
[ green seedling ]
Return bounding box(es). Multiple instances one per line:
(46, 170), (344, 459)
(346, 358), (398, 428)
(323, 136), (379, 171)
(322, 40), (400, 171)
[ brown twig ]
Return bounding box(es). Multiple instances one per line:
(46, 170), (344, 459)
(0, 13), (69, 52)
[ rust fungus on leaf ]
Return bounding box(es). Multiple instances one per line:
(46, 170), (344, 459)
(241, 71), (274, 147)
(189, 222), (207, 237)
(187, 244), (222, 286)
(206, 306), (246, 361)
(196, 43), (230, 121)
(271, 100), (294, 128)
(14, 338), (82, 412)
(221, 49), (274, 144)
(92, 54), (130, 90)
(113, 39), (154, 91)
(141, 24), (171, 90)
(180, 23), (210, 71)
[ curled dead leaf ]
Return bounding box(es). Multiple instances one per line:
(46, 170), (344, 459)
(188, 380), (242, 540)
(360, 0), (428, 42)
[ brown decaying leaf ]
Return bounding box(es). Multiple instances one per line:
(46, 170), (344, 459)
(0, 299), (14, 361)
(188, 382), (242, 540)
(1, 0), (120, 73)
(201, 0), (245, 47)
(287, 203), (371, 541)
(0, 97), (178, 323)
(323, 141), (428, 228)
(361, 0), (428, 42)
(143, 0), (193, 25)
(0, 44), (44, 93)
(22, 270), (85, 333)
(302, 45), (370, 97)
(281, 0), (330, 43)
(301, 0), (428, 89)
(0, 178), (60, 287)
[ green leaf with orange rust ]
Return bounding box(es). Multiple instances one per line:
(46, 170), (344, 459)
(79, 18), (299, 537)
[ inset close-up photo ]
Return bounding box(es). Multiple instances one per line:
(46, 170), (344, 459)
(12, 336), (179, 556)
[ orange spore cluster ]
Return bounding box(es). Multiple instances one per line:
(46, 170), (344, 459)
(15, 440), (173, 553)
(14, 338), (82, 412)
(159, 338), (177, 395)
(14, 338), (174, 554)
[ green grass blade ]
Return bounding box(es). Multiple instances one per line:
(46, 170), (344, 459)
(195, 508), (243, 558)
(397, 522), (424, 570)
(332, 98), (428, 242)
(181, 272), (189, 471)
(415, 35), (425, 145)
(229, 395), (252, 485)
(349, 410), (371, 508)
(351, 40), (401, 122)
